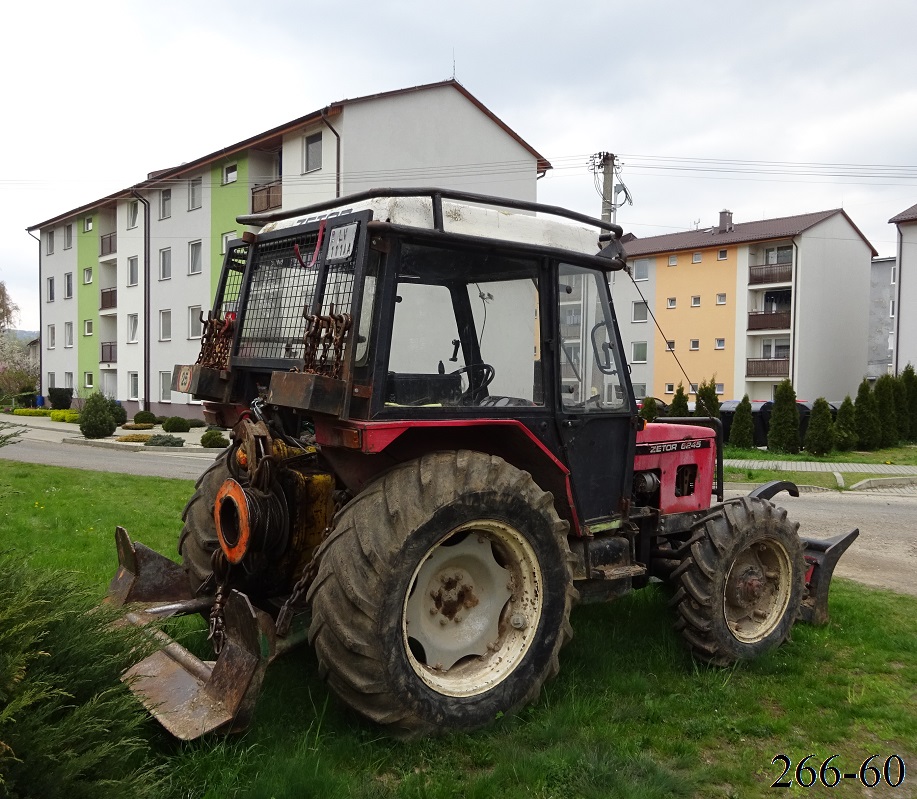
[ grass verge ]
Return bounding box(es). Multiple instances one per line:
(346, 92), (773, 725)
(0, 460), (915, 798)
(725, 444), (917, 466)
(724, 468), (900, 490)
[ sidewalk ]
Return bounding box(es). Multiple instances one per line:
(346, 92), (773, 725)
(725, 458), (917, 475)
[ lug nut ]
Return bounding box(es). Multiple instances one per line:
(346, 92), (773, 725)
(510, 613), (527, 630)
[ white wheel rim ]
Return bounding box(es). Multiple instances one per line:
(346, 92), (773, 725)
(723, 537), (793, 643)
(403, 520), (543, 698)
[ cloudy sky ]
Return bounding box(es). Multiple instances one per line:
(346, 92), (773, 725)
(3, 0), (916, 330)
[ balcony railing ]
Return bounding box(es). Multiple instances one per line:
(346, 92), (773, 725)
(100, 232), (117, 257)
(251, 180), (282, 213)
(100, 287), (117, 310)
(748, 310), (791, 330)
(746, 358), (789, 377)
(749, 263), (792, 284)
(101, 341), (117, 363)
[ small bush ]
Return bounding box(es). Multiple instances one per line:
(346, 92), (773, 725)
(117, 433), (154, 443)
(13, 408), (53, 417)
(154, 416), (168, 424)
(902, 363), (917, 442)
(804, 397), (836, 456)
(188, 418), (207, 428)
(79, 392), (116, 439)
(668, 383), (690, 417)
(694, 377), (720, 418)
(107, 396), (128, 426)
(201, 429), (230, 448)
(162, 416), (191, 433)
(48, 386), (73, 410)
(50, 410), (80, 423)
(834, 396), (858, 451)
(146, 434), (185, 447)
(729, 394), (755, 449)
(121, 422), (154, 430)
(874, 374), (899, 448)
(768, 379), (800, 454)
(133, 410), (156, 425)
(854, 378), (881, 450)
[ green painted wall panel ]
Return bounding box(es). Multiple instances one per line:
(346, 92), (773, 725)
(210, 157), (249, 299)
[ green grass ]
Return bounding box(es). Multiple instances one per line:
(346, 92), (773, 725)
(725, 443), (917, 466)
(723, 468), (898, 490)
(1, 460), (916, 798)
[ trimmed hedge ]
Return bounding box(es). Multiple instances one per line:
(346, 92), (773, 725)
(79, 393), (116, 439)
(162, 416), (191, 433)
(200, 429), (230, 448)
(50, 410), (81, 423)
(145, 434), (184, 447)
(116, 433), (154, 443)
(121, 422), (154, 431)
(12, 408), (53, 417)
(188, 418), (207, 428)
(133, 410), (156, 425)
(48, 387), (73, 410)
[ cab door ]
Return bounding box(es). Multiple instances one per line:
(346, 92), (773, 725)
(555, 262), (637, 525)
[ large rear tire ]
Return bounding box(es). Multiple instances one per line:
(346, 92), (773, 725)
(670, 496), (804, 666)
(307, 450), (576, 736)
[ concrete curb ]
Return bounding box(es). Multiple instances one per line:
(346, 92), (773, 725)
(848, 476), (917, 491)
(63, 438), (221, 456)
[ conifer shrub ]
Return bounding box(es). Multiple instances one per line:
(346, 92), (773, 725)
(145, 433), (185, 447)
(121, 422), (154, 430)
(188, 418), (207, 428)
(668, 383), (689, 417)
(892, 374), (910, 441)
(106, 396), (128, 427)
(133, 410), (156, 425)
(201, 429), (230, 448)
(729, 394), (755, 449)
(116, 433), (154, 443)
(803, 397), (836, 456)
(854, 378), (882, 450)
(834, 395), (858, 451)
(767, 379), (800, 454)
(874, 374), (899, 448)
(47, 386), (73, 410)
(79, 392), (116, 439)
(694, 377), (720, 418)
(162, 416), (192, 433)
(902, 363), (917, 441)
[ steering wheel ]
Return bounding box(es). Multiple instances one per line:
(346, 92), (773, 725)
(450, 363), (496, 403)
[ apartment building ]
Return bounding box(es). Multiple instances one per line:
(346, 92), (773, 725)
(29, 80), (549, 416)
(890, 202), (917, 373)
(620, 209), (876, 402)
(868, 256), (896, 379)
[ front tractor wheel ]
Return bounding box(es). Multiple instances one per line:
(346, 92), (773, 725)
(670, 496), (804, 666)
(307, 451), (575, 736)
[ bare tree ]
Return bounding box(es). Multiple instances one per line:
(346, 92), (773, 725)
(0, 280), (19, 334)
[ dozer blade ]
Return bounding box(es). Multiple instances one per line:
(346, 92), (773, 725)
(107, 525), (195, 606)
(798, 528), (859, 626)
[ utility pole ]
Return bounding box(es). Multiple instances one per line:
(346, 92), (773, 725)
(600, 152), (615, 223)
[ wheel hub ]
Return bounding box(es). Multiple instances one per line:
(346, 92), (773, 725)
(723, 537), (793, 644)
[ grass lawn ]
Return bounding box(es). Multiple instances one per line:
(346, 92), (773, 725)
(1, 460), (916, 798)
(725, 443), (917, 466)
(723, 468), (898, 490)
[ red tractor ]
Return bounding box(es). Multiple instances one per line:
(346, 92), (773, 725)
(109, 189), (856, 740)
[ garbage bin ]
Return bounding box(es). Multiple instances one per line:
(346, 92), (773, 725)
(752, 400), (773, 447)
(719, 399), (741, 442)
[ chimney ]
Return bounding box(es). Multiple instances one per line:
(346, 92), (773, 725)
(718, 209), (734, 233)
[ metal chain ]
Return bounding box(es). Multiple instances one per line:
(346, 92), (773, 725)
(197, 311), (234, 371)
(275, 526), (330, 637)
(207, 549), (231, 655)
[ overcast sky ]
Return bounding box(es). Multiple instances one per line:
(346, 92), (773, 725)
(4, 0), (916, 330)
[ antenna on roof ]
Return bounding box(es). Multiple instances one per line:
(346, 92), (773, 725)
(452, 49), (456, 79)
(693, 219), (700, 230)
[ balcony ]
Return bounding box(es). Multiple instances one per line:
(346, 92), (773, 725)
(100, 232), (117, 257)
(101, 341), (117, 363)
(748, 310), (790, 331)
(252, 180), (282, 213)
(746, 358), (789, 378)
(749, 263), (792, 284)
(100, 287), (117, 310)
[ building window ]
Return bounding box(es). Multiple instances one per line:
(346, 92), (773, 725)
(223, 164), (238, 184)
(189, 305), (202, 338)
(668, 255), (677, 267)
(128, 372), (139, 400)
(715, 338), (726, 350)
(127, 314), (139, 343)
(64, 372), (73, 389)
(632, 341), (647, 363)
(188, 241), (202, 275)
(83, 267), (93, 284)
(160, 189), (171, 219)
(159, 248), (171, 280)
(46, 325), (55, 349)
(64, 272), (73, 299)
(665, 383), (674, 394)
(64, 224), (73, 249)
(715, 383), (724, 394)
(691, 295), (701, 307)
(689, 383), (698, 394)
(221, 231), (237, 254)
(632, 383), (646, 399)
(303, 132), (322, 173)
(891, 266), (897, 285)
(716, 293), (726, 305)
(764, 245), (792, 265)
(84, 216), (93, 232)
(47, 372), (55, 389)
(689, 339), (699, 351)
(666, 340), (675, 351)
(46, 277), (54, 302)
(633, 259), (649, 281)
(159, 371), (172, 403)
(189, 177), (203, 210)
(666, 297), (676, 309)
(718, 249), (727, 260)
(84, 372), (94, 389)
(84, 319), (93, 336)
(64, 322), (73, 348)
(890, 300), (896, 318)
(46, 230), (54, 255)
(159, 310), (172, 341)
(128, 256), (139, 286)
(127, 200), (139, 229)
(692, 252), (702, 263)
(632, 301), (648, 323)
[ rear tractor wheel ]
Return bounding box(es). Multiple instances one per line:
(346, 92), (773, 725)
(307, 451), (576, 736)
(670, 496), (804, 666)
